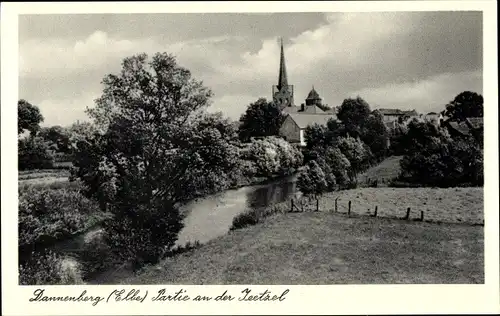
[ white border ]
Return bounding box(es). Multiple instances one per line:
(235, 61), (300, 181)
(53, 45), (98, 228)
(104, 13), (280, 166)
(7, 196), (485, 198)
(2, 1), (499, 315)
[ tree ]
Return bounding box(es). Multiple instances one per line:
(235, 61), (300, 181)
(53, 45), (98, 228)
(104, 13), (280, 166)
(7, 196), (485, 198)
(322, 146), (351, 187)
(39, 126), (71, 153)
(18, 136), (54, 170)
(336, 97), (371, 138)
(73, 52), (239, 268)
(238, 98), (285, 142)
(399, 135), (483, 187)
(444, 91), (483, 122)
(67, 121), (99, 150)
(297, 160), (329, 198)
(337, 135), (371, 183)
(18, 99), (44, 135)
(401, 119), (450, 154)
(304, 124), (329, 150)
(361, 110), (389, 159)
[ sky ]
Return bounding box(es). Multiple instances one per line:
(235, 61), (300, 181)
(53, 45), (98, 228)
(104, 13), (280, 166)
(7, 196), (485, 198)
(18, 12), (483, 127)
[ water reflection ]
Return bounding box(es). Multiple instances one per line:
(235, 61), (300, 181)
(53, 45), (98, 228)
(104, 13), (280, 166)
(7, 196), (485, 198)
(176, 175), (298, 247)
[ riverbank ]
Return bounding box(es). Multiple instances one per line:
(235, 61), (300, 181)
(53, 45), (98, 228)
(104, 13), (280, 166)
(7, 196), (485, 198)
(127, 211), (483, 284)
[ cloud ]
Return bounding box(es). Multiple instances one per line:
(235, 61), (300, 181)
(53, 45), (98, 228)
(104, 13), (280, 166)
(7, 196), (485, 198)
(350, 70), (483, 113)
(18, 12), (482, 126)
(37, 94), (99, 127)
(20, 30), (161, 78)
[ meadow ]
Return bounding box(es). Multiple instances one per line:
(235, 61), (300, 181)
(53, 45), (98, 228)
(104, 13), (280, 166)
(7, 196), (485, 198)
(128, 211), (483, 284)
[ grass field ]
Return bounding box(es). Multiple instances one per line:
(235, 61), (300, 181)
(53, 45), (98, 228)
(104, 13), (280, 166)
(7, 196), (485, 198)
(127, 212), (483, 284)
(314, 187), (483, 225)
(358, 155), (403, 185)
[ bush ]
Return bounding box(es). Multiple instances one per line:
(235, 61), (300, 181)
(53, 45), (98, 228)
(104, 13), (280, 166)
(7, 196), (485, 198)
(77, 229), (115, 279)
(18, 187), (101, 248)
(230, 202), (289, 230)
(297, 161), (329, 197)
(19, 250), (84, 285)
(399, 134), (483, 187)
(18, 136), (54, 170)
(248, 136), (303, 178)
(102, 201), (184, 270)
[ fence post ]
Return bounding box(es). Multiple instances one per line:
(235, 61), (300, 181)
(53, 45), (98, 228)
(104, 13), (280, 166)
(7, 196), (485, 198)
(405, 207), (411, 220)
(348, 201), (351, 217)
(335, 198), (338, 212)
(420, 211), (424, 221)
(291, 199), (294, 213)
(316, 198), (319, 212)
(374, 205), (378, 217)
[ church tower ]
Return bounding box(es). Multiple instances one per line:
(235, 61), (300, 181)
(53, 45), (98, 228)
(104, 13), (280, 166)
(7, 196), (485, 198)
(273, 38), (294, 109)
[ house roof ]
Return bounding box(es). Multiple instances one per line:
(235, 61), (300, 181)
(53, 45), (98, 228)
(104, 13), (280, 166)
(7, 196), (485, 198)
(302, 105), (323, 114)
(282, 105), (325, 114)
(447, 121), (471, 135)
(377, 108), (404, 115)
(466, 117), (483, 129)
(288, 113), (335, 129)
(377, 108), (419, 116)
(282, 106), (301, 114)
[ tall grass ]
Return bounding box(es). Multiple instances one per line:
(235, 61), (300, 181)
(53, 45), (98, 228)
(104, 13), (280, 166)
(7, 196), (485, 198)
(230, 201), (289, 231)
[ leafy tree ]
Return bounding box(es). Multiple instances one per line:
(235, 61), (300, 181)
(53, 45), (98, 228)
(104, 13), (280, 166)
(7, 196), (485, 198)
(304, 124), (329, 150)
(18, 99), (44, 135)
(399, 135), (483, 187)
(336, 97), (371, 138)
(361, 110), (389, 159)
(39, 126), (71, 153)
(73, 52), (238, 268)
(67, 121), (99, 150)
(18, 136), (54, 170)
(400, 119), (450, 154)
(247, 136), (302, 178)
(444, 91), (483, 122)
(322, 146), (351, 187)
(297, 160), (329, 198)
(238, 98), (285, 142)
(337, 135), (371, 183)
(389, 122), (409, 155)
(266, 136), (303, 176)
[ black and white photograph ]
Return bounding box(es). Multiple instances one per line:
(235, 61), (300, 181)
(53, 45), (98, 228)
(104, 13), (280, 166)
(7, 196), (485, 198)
(2, 1), (499, 315)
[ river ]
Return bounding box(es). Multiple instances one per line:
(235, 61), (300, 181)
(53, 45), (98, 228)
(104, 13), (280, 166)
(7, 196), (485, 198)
(53, 175), (300, 284)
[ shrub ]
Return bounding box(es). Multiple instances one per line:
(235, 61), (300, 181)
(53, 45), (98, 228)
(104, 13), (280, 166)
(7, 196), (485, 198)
(297, 160), (329, 197)
(18, 187), (101, 248)
(19, 250), (84, 285)
(399, 134), (483, 187)
(248, 136), (303, 178)
(18, 136), (54, 170)
(77, 228), (115, 279)
(102, 201), (183, 270)
(230, 202), (288, 230)
(337, 135), (371, 182)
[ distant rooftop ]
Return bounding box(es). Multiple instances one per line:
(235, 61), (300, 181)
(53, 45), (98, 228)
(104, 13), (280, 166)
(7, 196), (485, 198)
(377, 108), (419, 116)
(288, 113), (335, 129)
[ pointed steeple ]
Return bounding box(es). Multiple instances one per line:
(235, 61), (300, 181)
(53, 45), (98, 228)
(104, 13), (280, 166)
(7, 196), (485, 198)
(277, 37), (288, 90)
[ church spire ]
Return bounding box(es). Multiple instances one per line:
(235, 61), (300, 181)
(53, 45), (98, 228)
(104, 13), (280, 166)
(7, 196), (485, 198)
(277, 37), (288, 90)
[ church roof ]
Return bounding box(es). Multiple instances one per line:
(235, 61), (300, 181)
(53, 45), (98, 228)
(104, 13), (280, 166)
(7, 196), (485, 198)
(288, 113), (335, 129)
(306, 86), (321, 100)
(277, 38), (288, 90)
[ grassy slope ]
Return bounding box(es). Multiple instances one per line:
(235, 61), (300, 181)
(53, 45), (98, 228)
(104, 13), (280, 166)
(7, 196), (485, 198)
(128, 212), (483, 284)
(358, 155), (403, 184)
